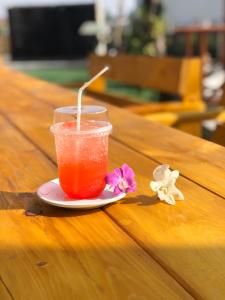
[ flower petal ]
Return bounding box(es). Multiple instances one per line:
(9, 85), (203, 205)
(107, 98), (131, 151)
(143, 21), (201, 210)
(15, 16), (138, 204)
(126, 181), (137, 193)
(105, 172), (120, 187)
(153, 164), (170, 182)
(170, 170), (179, 179)
(126, 177), (136, 190)
(158, 190), (166, 201)
(166, 171), (177, 188)
(121, 164), (135, 179)
(150, 181), (162, 192)
(170, 185), (184, 200)
(114, 185), (123, 195)
(150, 164), (184, 205)
(114, 167), (123, 178)
(106, 164), (136, 196)
(164, 194), (176, 205)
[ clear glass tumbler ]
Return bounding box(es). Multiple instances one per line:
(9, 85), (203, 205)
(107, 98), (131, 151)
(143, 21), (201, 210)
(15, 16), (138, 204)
(51, 105), (112, 199)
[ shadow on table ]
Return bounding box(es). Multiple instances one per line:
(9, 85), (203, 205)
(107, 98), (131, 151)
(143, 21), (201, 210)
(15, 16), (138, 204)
(0, 191), (160, 217)
(121, 194), (159, 206)
(0, 191), (98, 217)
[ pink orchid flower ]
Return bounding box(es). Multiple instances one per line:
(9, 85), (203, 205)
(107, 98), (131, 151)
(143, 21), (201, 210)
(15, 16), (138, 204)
(105, 164), (136, 195)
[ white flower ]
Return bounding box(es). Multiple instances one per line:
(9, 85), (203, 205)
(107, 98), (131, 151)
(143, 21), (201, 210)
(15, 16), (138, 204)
(150, 164), (184, 205)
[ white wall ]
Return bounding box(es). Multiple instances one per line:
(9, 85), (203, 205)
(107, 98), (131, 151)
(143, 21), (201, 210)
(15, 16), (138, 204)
(162, 0), (224, 31)
(1, 0), (222, 32)
(0, 0), (136, 19)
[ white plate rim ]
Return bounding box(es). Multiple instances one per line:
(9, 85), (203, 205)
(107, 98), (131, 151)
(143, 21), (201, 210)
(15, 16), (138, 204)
(37, 178), (126, 209)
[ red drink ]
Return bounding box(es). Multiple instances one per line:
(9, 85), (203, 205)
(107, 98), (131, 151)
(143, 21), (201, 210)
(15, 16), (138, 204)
(52, 120), (111, 199)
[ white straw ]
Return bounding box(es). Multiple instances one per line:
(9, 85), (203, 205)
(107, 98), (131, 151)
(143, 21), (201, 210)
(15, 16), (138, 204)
(77, 66), (109, 130)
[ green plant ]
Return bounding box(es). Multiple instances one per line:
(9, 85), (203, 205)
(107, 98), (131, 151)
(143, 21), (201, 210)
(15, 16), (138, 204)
(124, 0), (165, 56)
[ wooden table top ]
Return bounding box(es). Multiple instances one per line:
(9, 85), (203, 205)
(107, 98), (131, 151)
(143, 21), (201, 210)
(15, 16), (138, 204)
(1, 65), (225, 300)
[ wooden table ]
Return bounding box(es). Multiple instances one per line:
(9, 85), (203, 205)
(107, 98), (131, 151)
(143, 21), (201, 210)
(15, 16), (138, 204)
(1, 65), (225, 300)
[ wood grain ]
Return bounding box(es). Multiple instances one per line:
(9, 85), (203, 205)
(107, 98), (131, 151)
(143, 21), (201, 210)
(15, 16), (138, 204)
(4, 105), (225, 299)
(1, 82), (225, 299)
(0, 70), (225, 199)
(88, 54), (204, 117)
(1, 66), (225, 298)
(1, 64), (207, 140)
(0, 277), (12, 300)
(127, 102), (202, 115)
(89, 54), (201, 97)
(107, 139), (225, 300)
(0, 115), (56, 192)
(1, 192), (192, 300)
(0, 115), (192, 300)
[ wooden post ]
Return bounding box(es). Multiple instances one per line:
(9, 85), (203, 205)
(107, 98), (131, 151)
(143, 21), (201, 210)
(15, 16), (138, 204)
(199, 32), (208, 57)
(185, 32), (193, 56)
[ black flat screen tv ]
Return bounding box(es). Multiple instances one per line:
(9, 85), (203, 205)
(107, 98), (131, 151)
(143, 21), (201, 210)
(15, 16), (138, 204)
(8, 4), (96, 60)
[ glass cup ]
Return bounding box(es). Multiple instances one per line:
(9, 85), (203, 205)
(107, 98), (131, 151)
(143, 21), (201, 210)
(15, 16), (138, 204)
(51, 105), (112, 199)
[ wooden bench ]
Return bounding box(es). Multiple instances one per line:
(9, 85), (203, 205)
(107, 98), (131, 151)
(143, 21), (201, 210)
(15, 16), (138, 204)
(88, 53), (205, 114)
(87, 54), (220, 136)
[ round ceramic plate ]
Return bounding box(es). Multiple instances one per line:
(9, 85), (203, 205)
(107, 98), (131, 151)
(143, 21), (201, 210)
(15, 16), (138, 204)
(37, 178), (126, 209)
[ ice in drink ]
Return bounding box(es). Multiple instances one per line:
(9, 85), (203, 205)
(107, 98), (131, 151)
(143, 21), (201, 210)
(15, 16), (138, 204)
(51, 120), (112, 199)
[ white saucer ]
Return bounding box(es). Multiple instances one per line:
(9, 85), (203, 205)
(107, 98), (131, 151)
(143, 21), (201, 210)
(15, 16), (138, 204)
(37, 178), (126, 209)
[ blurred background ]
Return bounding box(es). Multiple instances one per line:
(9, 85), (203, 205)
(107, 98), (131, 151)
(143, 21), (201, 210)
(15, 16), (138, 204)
(1, 0), (225, 144)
